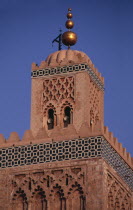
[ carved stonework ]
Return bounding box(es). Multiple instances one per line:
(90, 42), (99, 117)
(107, 173), (132, 210)
(42, 76), (75, 107)
(11, 167), (86, 210)
(89, 81), (100, 125)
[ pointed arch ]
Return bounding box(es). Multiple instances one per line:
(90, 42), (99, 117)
(43, 103), (57, 130)
(12, 188), (28, 210)
(48, 183), (66, 210)
(32, 185), (47, 210)
(67, 181), (86, 210)
(60, 101), (73, 127)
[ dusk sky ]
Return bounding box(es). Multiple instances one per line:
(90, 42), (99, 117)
(0, 0), (133, 156)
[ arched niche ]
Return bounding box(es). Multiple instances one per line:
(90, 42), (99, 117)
(32, 187), (47, 210)
(49, 184), (66, 210)
(44, 104), (57, 130)
(67, 182), (86, 210)
(47, 108), (55, 130)
(12, 192), (28, 210)
(63, 106), (73, 128)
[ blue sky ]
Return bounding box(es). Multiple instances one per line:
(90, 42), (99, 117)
(0, 0), (133, 156)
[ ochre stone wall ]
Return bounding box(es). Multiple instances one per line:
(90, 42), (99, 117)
(0, 50), (132, 209)
(103, 162), (132, 210)
(31, 71), (104, 137)
(0, 158), (132, 210)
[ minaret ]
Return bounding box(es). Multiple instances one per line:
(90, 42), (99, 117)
(30, 9), (104, 138)
(0, 8), (131, 210)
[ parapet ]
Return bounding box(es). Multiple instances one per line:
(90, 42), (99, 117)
(0, 123), (132, 170)
(93, 121), (132, 169)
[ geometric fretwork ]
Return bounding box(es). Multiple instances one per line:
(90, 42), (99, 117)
(31, 63), (104, 91)
(11, 167), (86, 210)
(0, 137), (102, 169)
(42, 76), (74, 104)
(0, 136), (133, 191)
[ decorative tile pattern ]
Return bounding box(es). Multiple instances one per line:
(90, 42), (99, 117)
(31, 64), (104, 91)
(0, 137), (102, 169)
(102, 139), (133, 191)
(0, 136), (132, 190)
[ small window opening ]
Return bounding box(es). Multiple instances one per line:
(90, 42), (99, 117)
(64, 106), (71, 127)
(47, 109), (54, 130)
(66, 177), (69, 185)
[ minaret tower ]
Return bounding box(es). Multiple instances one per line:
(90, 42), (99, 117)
(0, 8), (132, 210)
(31, 8), (104, 138)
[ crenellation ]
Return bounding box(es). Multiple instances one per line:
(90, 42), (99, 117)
(89, 62), (94, 70)
(104, 126), (109, 136)
(108, 132), (114, 142)
(127, 152), (132, 164)
(0, 134), (5, 144)
(97, 71), (101, 78)
(115, 140), (119, 150)
(94, 67), (101, 79)
(39, 61), (47, 69)
(88, 59), (93, 66)
(94, 67), (98, 74)
(22, 130), (34, 142)
(92, 66), (96, 74)
(118, 142), (123, 152)
(0, 124), (132, 170)
(31, 62), (39, 71)
(7, 132), (20, 143)
(102, 126), (133, 169)
(113, 137), (118, 147)
(122, 147), (127, 158)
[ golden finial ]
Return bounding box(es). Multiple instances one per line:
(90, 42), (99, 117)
(62, 8), (77, 49)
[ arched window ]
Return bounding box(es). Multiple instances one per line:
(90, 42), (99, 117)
(63, 106), (72, 127)
(47, 109), (54, 130)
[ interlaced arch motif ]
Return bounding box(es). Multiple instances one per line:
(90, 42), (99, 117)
(42, 76), (75, 105)
(12, 187), (28, 210)
(107, 173), (131, 210)
(89, 81), (100, 124)
(32, 186), (47, 210)
(11, 167), (86, 210)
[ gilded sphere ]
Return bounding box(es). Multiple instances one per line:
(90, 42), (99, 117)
(67, 12), (73, 19)
(65, 20), (74, 29)
(62, 31), (77, 46)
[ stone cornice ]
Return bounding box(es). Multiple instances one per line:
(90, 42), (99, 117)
(31, 64), (104, 91)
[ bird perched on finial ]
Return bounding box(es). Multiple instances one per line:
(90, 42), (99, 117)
(62, 8), (77, 49)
